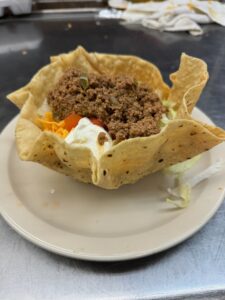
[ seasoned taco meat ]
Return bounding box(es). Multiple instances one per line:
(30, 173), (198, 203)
(98, 132), (108, 145)
(47, 68), (166, 143)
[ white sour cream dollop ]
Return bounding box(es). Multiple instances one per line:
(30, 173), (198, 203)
(65, 117), (112, 159)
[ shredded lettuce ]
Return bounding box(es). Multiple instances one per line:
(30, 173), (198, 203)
(168, 107), (176, 120)
(165, 159), (225, 209)
(160, 100), (177, 128)
(162, 100), (171, 108)
(166, 175), (191, 209)
(160, 113), (170, 127)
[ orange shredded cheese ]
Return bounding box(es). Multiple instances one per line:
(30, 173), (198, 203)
(36, 112), (69, 138)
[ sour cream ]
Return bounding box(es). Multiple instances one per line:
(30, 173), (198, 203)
(65, 118), (112, 159)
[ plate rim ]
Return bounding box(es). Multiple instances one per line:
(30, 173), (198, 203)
(1, 109), (225, 261)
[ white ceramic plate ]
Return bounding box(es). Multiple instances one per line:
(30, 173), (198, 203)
(0, 108), (225, 261)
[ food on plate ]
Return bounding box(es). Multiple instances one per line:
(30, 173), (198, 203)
(7, 46), (225, 189)
(47, 68), (166, 143)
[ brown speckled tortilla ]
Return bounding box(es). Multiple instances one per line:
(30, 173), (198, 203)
(7, 46), (225, 189)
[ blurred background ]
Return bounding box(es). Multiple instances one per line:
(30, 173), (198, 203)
(0, 0), (220, 16)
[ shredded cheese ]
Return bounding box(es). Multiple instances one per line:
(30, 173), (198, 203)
(36, 112), (68, 138)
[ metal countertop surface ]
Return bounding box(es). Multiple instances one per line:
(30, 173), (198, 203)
(0, 14), (225, 300)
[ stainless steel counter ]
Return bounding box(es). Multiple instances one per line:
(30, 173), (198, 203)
(0, 14), (225, 300)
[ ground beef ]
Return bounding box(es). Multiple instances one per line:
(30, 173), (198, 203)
(98, 132), (108, 145)
(47, 68), (166, 143)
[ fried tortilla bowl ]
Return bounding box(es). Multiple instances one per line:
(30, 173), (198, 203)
(7, 46), (225, 189)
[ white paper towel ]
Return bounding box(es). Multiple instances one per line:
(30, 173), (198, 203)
(105, 0), (225, 35)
